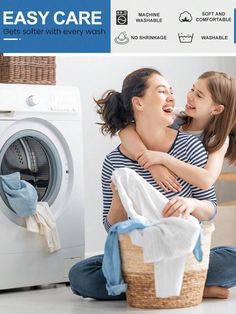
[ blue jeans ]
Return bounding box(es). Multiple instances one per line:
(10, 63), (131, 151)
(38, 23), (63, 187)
(69, 255), (126, 300)
(206, 246), (236, 288)
(69, 246), (236, 300)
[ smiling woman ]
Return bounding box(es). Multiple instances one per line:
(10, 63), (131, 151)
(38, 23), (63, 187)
(68, 67), (217, 301)
(132, 75), (175, 134)
(95, 68), (216, 224)
(116, 70), (236, 299)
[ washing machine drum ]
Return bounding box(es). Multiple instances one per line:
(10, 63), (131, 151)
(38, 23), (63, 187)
(1, 137), (50, 201)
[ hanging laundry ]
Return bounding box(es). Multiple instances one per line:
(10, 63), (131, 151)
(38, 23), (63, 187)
(25, 202), (61, 253)
(102, 219), (148, 296)
(0, 172), (37, 217)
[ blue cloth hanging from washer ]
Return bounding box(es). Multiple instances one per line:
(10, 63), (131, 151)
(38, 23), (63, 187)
(0, 172), (38, 217)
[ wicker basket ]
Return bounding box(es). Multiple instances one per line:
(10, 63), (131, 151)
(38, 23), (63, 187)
(0, 56), (56, 85)
(119, 223), (214, 309)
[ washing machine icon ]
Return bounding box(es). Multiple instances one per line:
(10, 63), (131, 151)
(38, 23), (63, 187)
(116, 10), (128, 25)
(0, 84), (84, 289)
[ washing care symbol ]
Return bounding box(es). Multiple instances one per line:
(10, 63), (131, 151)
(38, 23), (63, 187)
(179, 11), (193, 22)
(116, 10), (128, 25)
(114, 32), (129, 44)
(178, 33), (194, 43)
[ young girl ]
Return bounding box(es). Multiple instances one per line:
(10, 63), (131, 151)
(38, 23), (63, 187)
(69, 68), (217, 300)
(119, 71), (236, 192)
(119, 71), (236, 299)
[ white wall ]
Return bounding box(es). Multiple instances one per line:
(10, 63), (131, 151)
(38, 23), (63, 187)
(56, 56), (236, 256)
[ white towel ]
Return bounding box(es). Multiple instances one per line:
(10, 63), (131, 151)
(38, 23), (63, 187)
(111, 167), (166, 223)
(111, 168), (200, 297)
(25, 202), (61, 253)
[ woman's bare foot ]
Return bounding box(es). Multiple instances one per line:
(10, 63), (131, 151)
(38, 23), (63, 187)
(203, 286), (230, 299)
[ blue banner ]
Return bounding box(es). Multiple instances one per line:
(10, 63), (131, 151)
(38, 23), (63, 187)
(235, 9), (236, 43)
(0, 0), (110, 53)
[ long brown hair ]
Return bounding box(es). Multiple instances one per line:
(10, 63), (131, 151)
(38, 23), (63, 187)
(183, 71), (236, 164)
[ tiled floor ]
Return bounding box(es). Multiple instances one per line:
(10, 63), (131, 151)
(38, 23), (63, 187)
(1, 285), (236, 314)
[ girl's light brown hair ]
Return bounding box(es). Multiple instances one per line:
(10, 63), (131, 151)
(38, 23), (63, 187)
(185, 71), (236, 164)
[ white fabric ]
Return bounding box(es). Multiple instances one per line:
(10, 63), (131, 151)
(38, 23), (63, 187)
(112, 167), (166, 223)
(25, 202), (61, 253)
(154, 257), (186, 297)
(111, 168), (200, 298)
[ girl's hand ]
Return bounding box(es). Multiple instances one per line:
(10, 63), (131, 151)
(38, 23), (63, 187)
(162, 196), (195, 218)
(149, 165), (182, 192)
(137, 150), (165, 169)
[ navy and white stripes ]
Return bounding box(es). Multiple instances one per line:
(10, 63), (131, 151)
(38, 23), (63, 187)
(102, 132), (217, 231)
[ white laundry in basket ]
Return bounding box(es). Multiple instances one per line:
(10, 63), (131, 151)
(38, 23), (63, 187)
(112, 167), (201, 297)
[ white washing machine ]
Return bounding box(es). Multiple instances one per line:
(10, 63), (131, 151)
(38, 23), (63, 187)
(0, 84), (84, 289)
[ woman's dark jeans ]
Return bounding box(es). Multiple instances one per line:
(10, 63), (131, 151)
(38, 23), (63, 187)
(69, 246), (236, 300)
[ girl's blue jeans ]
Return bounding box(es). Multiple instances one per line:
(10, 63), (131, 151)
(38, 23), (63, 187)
(69, 246), (236, 300)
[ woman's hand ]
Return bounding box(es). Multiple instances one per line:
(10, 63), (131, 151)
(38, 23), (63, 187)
(137, 150), (165, 169)
(162, 196), (196, 218)
(149, 165), (182, 192)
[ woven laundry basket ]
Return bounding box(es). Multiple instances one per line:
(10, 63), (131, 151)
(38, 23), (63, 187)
(0, 56), (56, 85)
(119, 223), (214, 309)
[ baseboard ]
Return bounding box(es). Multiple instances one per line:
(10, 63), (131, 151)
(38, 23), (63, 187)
(85, 250), (104, 258)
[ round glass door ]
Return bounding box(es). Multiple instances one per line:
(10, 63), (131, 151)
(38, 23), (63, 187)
(0, 130), (62, 218)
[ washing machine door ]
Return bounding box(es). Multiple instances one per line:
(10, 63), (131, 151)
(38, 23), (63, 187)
(0, 129), (63, 226)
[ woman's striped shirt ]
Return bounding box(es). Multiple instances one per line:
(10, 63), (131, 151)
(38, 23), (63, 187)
(102, 131), (217, 231)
